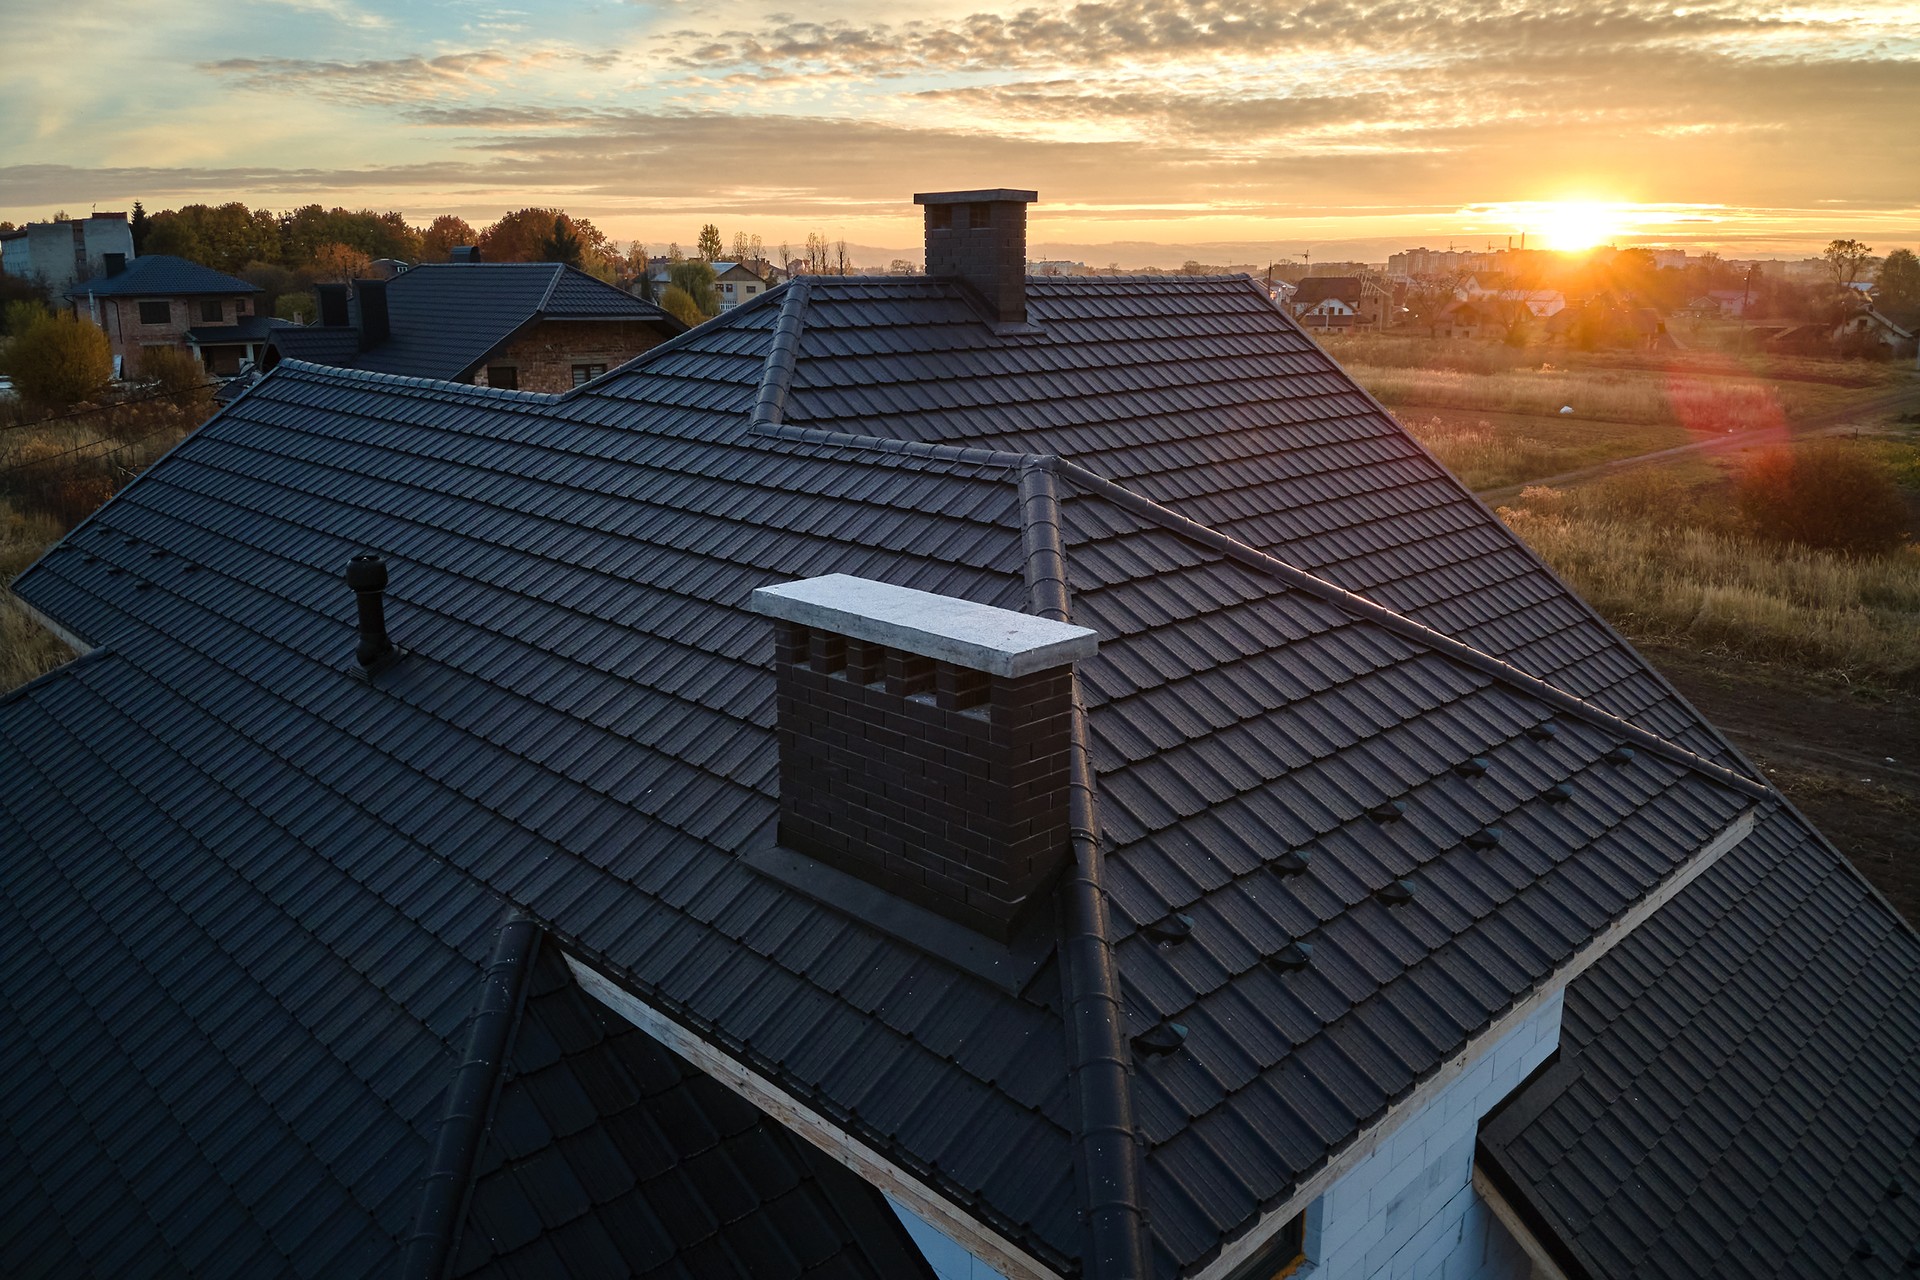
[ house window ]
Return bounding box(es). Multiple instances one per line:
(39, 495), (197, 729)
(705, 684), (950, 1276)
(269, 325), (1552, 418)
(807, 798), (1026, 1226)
(486, 366), (518, 390)
(1226, 1212), (1306, 1280)
(571, 364), (607, 387)
(235, 298), (249, 316)
(201, 300), (223, 323)
(138, 300), (171, 325)
(928, 204), (953, 230)
(969, 203), (992, 230)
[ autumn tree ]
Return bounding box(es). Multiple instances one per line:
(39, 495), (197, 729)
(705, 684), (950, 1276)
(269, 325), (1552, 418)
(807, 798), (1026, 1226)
(728, 231), (764, 268)
(1875, 248), (1920, 325)
(421, 214), (478, 262)
(144, 202), (281, 273)
(4, 311), (112, 407)
(310, 242), (374, 282)
(1822, 239), (1875, 288)
(697, 224), (723, 263)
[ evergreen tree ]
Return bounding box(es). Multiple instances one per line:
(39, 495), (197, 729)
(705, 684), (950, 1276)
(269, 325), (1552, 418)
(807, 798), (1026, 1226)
(130, 201), (150, 255)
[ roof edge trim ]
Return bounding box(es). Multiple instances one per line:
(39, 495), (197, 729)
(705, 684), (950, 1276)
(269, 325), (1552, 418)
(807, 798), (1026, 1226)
(1023, 457), (1152, 1277)
(1051, 460), (1772, 803)
(1193, 806), (1757, 1280)
(562, 952), (1068, 1280)
(400, 911), (540, 1280)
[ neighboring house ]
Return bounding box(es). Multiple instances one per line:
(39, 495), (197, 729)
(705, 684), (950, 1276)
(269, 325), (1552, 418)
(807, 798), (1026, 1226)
(0, 212), (135, 295)
(5, 187), (1917, 1280)
(1496, 289), (1565, 318)
(65, 253), (279, 378)
(1290, 275), (1391, 330)
(1836, 307), (1916, 352)
(262, 260), (685, 391)
(647, 260), (770, 311)
(1431, 297), (1529, 340)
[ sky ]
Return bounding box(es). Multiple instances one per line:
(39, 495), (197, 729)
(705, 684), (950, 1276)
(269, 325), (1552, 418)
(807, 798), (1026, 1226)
(2, 0), (1917, 267)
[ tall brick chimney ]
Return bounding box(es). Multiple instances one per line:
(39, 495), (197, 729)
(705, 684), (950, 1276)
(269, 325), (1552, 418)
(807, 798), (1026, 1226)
(750, 573), (1097, 941)
(914, 189), (1038, 329)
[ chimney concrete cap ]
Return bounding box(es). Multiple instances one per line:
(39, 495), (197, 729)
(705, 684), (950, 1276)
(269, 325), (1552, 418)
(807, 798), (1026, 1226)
(751, 573), (1095, 676)
(914, 190), (1038, 206)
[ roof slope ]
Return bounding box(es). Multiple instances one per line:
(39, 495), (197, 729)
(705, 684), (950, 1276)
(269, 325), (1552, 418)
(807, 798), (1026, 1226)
(0, 651), (933, 1279)
(1478, 805), (1920, 1279)
(68, 254), (258, 298)
(657, 276), (1740, 772)
(11, 289), (1773, 1276)
(454, 937), (935, 1279)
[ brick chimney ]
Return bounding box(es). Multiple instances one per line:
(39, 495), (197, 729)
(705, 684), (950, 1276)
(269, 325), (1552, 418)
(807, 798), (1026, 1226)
(914, 189), (1038, 329)
(750, 574), (1097, 941)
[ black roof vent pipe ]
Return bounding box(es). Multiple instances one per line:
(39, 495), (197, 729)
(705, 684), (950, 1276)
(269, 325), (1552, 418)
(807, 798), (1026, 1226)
(346, 553), (397, 671)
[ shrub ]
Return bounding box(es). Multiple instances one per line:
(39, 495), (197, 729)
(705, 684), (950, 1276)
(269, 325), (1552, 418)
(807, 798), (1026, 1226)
(5, 311), (112, 407)
(138, 345), (210, 399)
(1734, 442), (1908, 555)
(667, 260), (720, 317)
(658, 284), (706, 329)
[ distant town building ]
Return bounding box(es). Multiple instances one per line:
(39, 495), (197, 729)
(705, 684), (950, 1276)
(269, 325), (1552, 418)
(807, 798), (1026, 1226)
(1290, 275), (1392, 330)
(1026, 259), (1086, 275)
(0, 212), (136, 296)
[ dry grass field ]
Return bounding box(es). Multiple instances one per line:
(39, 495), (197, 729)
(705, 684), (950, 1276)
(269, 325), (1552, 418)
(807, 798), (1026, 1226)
(0, 389), (205, 691)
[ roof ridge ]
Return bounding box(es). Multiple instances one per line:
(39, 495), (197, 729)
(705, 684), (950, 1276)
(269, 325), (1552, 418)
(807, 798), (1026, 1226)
(1050, 459), (1773, 803)
(1020, 461), (1151, 1279)
(565, 276), (793, 396)
(751, 278), (811, 428)
(533, 263), (565, 314)
(272, 358), (566, 404)
(400, 911), (540, 1280)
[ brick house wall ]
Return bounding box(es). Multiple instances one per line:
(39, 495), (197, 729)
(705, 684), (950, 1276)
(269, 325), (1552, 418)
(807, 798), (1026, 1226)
(76, 294), (256, 377)
(471, 319), (670, 392)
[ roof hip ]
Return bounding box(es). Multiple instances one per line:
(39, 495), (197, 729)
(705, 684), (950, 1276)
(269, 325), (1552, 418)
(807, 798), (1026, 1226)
(1022, 459), (1152, 1279)
(400, 910), (539, 1280)
(1050, 459), (1773, 804)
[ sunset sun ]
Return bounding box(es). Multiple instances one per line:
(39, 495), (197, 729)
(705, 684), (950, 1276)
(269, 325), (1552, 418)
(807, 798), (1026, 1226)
(1532, 201), (1622, 250)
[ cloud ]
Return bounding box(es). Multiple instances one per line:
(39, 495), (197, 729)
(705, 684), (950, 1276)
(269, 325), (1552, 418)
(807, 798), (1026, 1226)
(200, 48), (622, 104)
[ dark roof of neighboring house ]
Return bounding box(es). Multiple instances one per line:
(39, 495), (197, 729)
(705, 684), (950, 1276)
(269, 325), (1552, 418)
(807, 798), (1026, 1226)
(67, 254), (259, 298)
(6, 273), (1911, 1278)
(263, 263), (685, 382)
(1290, 276), (1363, 307)
(266, 323), (363, 367)
(0, 661), (933, 1278)
(184, 315), (296, 346)
(1479, 805), (1920, 1280)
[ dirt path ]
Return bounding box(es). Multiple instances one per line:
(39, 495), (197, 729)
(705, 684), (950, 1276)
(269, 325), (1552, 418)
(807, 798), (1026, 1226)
(1475, 380), (1920, 504)
(1643, 643), (1920, 927)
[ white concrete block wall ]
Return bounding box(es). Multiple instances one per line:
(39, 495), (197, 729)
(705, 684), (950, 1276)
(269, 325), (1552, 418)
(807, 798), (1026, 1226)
(885, 1194), (1013, 1280)
(1302, 989), (1563, 1280)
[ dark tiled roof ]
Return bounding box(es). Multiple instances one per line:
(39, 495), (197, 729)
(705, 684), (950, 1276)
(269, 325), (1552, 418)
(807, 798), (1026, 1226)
(5, 274), (1905, 1278)
(1478, 805), (1920, 1280)
(264, 263), (683, 382)
(67, 254), (259, 298)
(686, 275), (1742, 771)
(1290, 277), (1364, 306)
(266, 324), (362, 367)
(0, 656), (928, 1278)
(452, 937), (935, 1280)
(185, 315), (296, 345)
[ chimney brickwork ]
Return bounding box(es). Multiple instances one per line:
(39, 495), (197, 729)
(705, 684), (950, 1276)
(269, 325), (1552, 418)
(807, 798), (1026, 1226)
(915, 189), (1038, 328)
(751, 574), (1096, 940)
